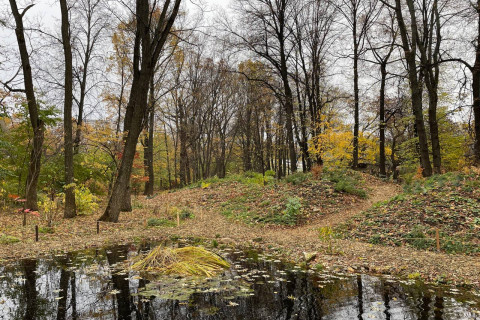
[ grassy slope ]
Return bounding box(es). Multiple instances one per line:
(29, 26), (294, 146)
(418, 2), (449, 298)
(337, 170), (480, 254)
(191, 170), (369, 227)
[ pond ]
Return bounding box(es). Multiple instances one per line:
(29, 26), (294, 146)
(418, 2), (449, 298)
(0, 241), (479, 320)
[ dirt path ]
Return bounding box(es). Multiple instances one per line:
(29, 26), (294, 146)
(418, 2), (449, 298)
(1, 179), (479, 288)
(165, 181), (480, 288)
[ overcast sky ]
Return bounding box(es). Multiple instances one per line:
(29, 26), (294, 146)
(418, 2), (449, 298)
(0, 0), (231, 41)
(0, 0), (232, 82)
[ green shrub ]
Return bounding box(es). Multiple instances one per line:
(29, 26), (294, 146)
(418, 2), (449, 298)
(147, 218), (176, 227)
(285, 172), (309, 185)
(279, 197), (303, 226)
(368, 234), (383, 244)
(442, 238), (479, 254)
(75, 185), (99, 215)
(180, 208), (194, 220)
(323, 168), (367, 198)
(334, 180), (367, 198)
(265, 170), (275, 177)
(404, 226), (434, 250)
(319, 226), (336, 253)
(38, 227), (54, 234)
(0, 234), (20, 244)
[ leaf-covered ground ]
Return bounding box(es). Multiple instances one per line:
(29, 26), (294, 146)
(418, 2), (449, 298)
(203, 171), (367, 227)
(337, 170), (480, 255)
(2, 170), (480, 289)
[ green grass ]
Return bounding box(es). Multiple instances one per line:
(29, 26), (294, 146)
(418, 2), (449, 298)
(147, 218), (177, 227)
(0, 234), (20, 244)
(322, 168), (367, 198)
(337, 171), (480, 255)
(220, 191), (304, 226)
(38, 227), (55, 234)
(285, 172), (310, 185)
(190, 172), (275, 189)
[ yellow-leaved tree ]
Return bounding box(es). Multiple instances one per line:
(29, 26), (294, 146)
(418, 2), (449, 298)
(309, 114), (382, 167)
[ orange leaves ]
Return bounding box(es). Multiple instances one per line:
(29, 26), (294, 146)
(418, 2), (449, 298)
(7, 194), (19, 200)
(131, 175), (149, 183)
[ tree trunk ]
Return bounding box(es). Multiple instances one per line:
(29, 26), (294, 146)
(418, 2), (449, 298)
(428, 88), (441, 173)
(60, 0), (77, 218)
(473, 2), (480, 165)
(99, 73), (150, 222)
(417, 0), (441, 174)
(179, 106), (189, 186)
(163, 123), (172, 188)
(9, 0), (44, 211)
(282, 76), (297, 173)
(352, 16), (360, 169)
(143, 109), (155, 195)
(379, 62), (387, 177)
(396, 0), (433, 177)
(144, 76), (155, 196)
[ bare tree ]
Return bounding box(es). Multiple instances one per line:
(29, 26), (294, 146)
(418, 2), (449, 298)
(414, 0), (444, 174)
(365, 9), (398, 176)
(71, 0), (108, 154)
(227, 0), (299, 173)
(388, 0), (433, 176)
(436, 1), (480, 165)
(99, 0), (182, 222)
(292, 0), (337, 168)
(337, 0), (380, 169)
(8, 0), (45, 210)
(60, 0), (77, 218)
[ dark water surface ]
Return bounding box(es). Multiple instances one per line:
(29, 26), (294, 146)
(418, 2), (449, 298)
(0, 242), (479, 320)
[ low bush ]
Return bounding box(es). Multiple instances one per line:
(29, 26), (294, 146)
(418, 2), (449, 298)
(147, 218), (176, 227)
(323, 168), (367, 198)
(75, 185), (99, 215)
(0, 234), (20, 244)
(285, 172), (309, 185)
(180, 208), (195, 220)
(278, 197), (303, 226)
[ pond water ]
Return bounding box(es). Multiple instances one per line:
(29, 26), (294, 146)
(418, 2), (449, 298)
(0, 241), (479, 320)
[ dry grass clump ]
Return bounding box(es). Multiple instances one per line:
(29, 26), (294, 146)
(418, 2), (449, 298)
(132, 246), (230, 277)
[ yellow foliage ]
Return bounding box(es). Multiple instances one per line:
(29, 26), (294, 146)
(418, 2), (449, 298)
(309, 115), (381, 167)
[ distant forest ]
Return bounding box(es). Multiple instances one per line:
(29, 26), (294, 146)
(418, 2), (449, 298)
(1, 0), (479, 221)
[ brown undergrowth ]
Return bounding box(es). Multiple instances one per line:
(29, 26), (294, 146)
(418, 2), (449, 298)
(0, 172), (479, 289)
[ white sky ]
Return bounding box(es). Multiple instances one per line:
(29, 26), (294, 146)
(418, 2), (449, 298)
(0, 0), (232, 88)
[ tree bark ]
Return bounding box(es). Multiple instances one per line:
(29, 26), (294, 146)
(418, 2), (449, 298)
(143, 76), (155, 196)
(99, 73), (150, 222)
(416, 0), (442, 174)
(474, 1), (480, 165)
(396, 0), (433, 177)
(60, 0), (77, 218)
(352, 13), (360, 169)
(379, 61), (387, 177)
(9, 0), (44, 210)
(281, 65), (297, 173)
(99, 0), (181, 222)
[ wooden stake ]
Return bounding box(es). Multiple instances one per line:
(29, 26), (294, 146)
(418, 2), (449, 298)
(177, 212), (180, 227)
(97, 221), (100, 234)
(35, 225), (38, 242)
(436, 228), (440, 251)
(22, 206), (26, 227)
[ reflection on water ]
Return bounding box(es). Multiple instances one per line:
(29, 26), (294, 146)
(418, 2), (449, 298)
(0, 242), (479, 320)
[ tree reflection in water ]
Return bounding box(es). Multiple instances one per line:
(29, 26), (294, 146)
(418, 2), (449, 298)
(0, 244), (478, 320)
